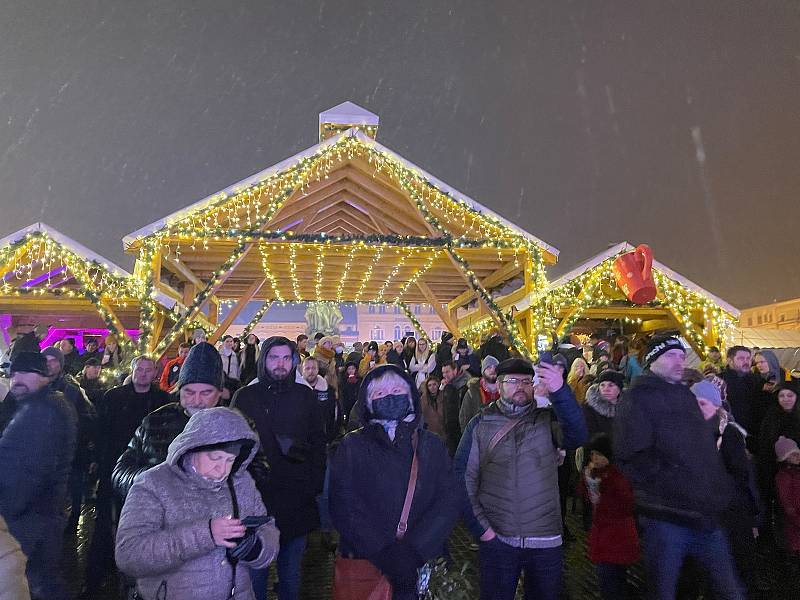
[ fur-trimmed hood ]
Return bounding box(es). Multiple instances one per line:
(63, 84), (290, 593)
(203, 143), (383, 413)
(585, 384), (619, 418)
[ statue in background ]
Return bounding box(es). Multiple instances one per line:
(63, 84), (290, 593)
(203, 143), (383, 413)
(305, 302), (343, 337)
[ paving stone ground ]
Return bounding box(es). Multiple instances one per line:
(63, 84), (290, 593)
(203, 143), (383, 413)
(65, 500), (799, 599)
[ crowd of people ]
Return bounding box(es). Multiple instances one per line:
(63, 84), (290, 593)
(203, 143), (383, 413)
(1, 322), (800, 599)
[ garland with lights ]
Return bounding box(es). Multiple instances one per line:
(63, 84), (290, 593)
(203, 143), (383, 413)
(0, 231), (138, 353)
(535, 252), (736, 354)
(447, 248), (530, 358)
(397, 302), (431, 343)
(240, 300), (272, 340)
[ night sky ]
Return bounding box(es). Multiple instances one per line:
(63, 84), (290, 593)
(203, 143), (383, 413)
(1, 2), (798, 309)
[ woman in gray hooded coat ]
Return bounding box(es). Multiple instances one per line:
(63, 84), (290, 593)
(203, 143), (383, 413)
(115, 407), (280, 600)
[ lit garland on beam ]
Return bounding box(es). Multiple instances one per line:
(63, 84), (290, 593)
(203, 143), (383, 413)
(335, 245), (358, 303)
(353, 247), (384, 303)
(373, 247), (412, 303)
(393, 249), (440, 303)
(152, 240), (249, 358)
(241, 300), (272, 339)
(536, 252), (737, 355)
(314, 243), (326, 302)
(397, 301), (430, 342)
(447, 248), (530, 359)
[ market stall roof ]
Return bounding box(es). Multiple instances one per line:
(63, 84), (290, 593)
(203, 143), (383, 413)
(123, 103), (559, 258)
(1, 222), (131, 278)
(121, 103), (556, 333)
(0, 222), (141, 337)
(546, 242), (738, 316)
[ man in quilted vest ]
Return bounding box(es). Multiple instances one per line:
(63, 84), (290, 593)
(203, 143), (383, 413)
(455, 357), (587, 600)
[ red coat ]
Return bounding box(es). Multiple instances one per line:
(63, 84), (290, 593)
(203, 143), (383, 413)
(579, 464), (640, 564)
(776, 464), (800, 553)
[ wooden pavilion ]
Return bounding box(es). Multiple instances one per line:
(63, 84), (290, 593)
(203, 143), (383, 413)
(123, 102), (560, 357)
(0, 223), (142, 353)
(531, 242), (738, 355)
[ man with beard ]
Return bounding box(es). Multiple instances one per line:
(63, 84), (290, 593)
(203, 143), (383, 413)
(459, 355), (501, 430)
(232, 337), (326, 600)
(297, 356), (340, 443)
(455, 358), (586, 600)
(614, 336), (745, 599)
(0, 352), (77, 600)
(113, 342), (269, 499)
(720, 345), (761, 453)
(41, 346), (97, 531)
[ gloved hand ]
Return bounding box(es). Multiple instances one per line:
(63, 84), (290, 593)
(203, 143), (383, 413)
(372, 540), (423, 589)
(226, 530), (260, 563)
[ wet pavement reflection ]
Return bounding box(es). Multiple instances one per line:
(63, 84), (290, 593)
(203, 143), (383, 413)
(63, 500), (798, 599)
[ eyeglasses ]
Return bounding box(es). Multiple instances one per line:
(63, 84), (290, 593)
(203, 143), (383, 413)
(502, 377), (534, 386)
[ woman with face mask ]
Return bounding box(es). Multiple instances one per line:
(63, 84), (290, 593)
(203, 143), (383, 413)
(329, 365), (460, 599)
(115, 407), (280, 600)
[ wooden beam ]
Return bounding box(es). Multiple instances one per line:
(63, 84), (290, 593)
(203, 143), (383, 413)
(208, 278), (266, 344)
(163, 255), (205, 289)
(207, 299), (218, 325)
(147, 310), (166, 353)
(182, 283), (196, 306)
(415, 281), (460, 335)
(447, 260), (523, 311)
(639, 318), (675, 333)
(97, 297), (133, 342)
(155, 282), (183, 304)
(445, 251), (498, 325)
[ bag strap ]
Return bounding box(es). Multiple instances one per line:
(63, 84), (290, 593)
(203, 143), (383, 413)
(487, 417), (523, 454)
(395, 431), (419, 540)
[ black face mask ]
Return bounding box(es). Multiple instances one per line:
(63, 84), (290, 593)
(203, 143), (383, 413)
(371, 393), (411, 421)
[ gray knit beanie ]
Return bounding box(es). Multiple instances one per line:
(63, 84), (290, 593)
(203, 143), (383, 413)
(481, 355), (500, 374)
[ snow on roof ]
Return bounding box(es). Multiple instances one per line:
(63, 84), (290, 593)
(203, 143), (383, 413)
(0, 222), (131, 278)
(513, 242), (738, 316)
(123, 104), (559, 257)
(319, 101), (379, 127)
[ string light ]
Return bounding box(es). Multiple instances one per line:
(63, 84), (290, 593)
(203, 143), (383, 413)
(288, 245), (303, 301)
(258, 242), (284, 303)
(241, 300), (272, 339)
(353, 247), (384, 304)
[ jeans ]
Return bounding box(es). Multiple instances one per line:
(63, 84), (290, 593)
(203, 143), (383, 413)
(251, 534), (307, 600)
(478, 537), (562, 600)
(595, 563), (627, 600)
(639, 516), (745, 600)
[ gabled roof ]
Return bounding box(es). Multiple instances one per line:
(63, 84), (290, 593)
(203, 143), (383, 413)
(547, 242), (738, 316)
(123, 105), (559, 257)
(1, 222), (131, 278)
